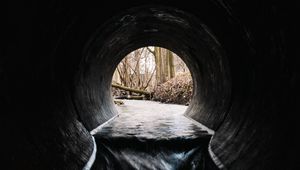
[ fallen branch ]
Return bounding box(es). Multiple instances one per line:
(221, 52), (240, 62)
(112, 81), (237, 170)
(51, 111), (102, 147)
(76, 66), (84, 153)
(112, 83), (150, 95)
(114, 95), (144, 100)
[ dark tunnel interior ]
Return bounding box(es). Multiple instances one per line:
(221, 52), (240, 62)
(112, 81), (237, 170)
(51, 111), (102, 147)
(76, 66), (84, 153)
(5, 0), (299, 169)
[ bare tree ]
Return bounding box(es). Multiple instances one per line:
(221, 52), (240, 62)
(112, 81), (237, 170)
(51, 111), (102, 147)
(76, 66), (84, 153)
(112, 46), (188, 94)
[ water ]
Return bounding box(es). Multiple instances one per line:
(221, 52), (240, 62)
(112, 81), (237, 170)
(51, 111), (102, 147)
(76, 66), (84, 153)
(91, 100), (218, 170)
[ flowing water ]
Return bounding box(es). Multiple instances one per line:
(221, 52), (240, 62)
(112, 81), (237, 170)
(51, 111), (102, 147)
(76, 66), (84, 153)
(91, 100), (218, 170)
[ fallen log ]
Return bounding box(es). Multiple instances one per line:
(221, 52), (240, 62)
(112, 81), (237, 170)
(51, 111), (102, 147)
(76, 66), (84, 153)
(114, 95), (144, 100)
(112, 83), (150, 95)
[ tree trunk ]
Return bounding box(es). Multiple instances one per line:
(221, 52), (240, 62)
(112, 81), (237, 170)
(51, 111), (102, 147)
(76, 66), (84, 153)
(162, 48), (168, 82)
(167, 50), (175, 79)
(155, 47), (163, 84)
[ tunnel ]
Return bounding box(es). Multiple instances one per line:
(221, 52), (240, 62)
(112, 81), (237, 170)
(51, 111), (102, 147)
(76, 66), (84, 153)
(5, 0), (299, 169)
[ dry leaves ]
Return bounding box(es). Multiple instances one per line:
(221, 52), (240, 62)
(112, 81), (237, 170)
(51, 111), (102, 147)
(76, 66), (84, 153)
(152, 73), (193, 105)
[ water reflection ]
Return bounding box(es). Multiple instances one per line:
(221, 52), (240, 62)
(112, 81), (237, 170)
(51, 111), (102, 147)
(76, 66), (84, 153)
(92, 100), (218, 170)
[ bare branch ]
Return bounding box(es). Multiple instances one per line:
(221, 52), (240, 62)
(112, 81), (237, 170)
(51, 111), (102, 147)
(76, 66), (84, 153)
(142, 65), (156, 90)
(116, 67), (125, 85)
(146, 47), (155, 56)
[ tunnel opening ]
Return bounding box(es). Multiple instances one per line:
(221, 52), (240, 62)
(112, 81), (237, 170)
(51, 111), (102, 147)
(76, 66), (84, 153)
(111, 46), (193, 115)
(76, 5), (231, 132)
(75, 6), (231, 169)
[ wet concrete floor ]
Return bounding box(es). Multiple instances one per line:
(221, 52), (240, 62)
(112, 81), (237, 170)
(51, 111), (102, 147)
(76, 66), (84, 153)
(92, 100), (218, 170)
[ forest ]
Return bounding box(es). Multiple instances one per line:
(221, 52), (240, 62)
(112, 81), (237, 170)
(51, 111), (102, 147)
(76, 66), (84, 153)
(112, 46), (193, 105)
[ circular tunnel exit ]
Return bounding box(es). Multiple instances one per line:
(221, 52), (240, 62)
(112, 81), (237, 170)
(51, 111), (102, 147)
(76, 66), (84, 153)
(111, 46), (193, 111)
(75, 6), (231, 133)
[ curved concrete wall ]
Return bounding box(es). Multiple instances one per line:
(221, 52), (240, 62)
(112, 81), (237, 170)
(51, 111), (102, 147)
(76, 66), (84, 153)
(5, 0), (298, 169)
(76, 6), (231, 131)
